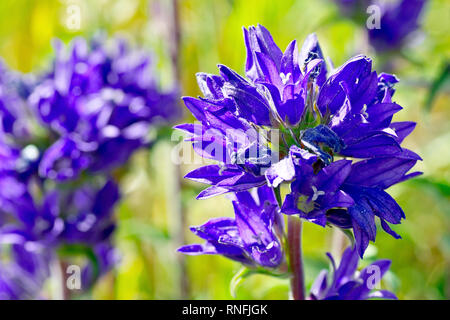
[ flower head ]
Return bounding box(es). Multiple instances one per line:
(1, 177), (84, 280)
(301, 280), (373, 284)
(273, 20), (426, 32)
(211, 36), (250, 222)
(29, 36), (180, 181)
(309, 246), (397, 300)
(178, 25), (421, 257)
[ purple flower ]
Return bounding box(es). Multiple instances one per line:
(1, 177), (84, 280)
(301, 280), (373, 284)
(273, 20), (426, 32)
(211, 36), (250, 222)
(282, 159), (354, 226)
(309, 246), (397, 300)
(0, 139), (120, 298)
(4, 177), (119, 246)
(28, 37), (179, 181)
(38, 137), (90, 181)
(178, 186), (284, 268)
(178, 25), (421, 257)
(338, 150), (422, 256)
(0, 61), (33, 141)
(0, 35), (177, 299)
(334, 0), (428, 53)
(0, 234), (51, 300)
(368, 0), (428, 52)
(60, 179), (119, 245)
(0, 177), (119, 298)
(179, 26), (416, 193)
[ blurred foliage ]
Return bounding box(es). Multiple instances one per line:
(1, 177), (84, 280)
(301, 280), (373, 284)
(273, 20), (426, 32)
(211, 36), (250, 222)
(0, 0), (449, 299)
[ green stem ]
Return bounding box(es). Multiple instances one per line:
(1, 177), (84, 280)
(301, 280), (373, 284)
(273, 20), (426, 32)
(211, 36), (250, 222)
(287, 216), (305, 300)
(274, 186), (283, 208)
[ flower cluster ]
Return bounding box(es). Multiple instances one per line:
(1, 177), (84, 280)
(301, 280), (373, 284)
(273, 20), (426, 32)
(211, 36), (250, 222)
(29, 37), (180, 181)
(178, 24), (421, 257)
(0, 37), (178, 299)
(177, 25), (421, 298)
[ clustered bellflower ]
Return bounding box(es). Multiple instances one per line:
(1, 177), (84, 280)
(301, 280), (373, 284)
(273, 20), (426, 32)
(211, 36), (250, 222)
(29, 36), (181, 180)
(0, 36), (178, 299)
(177, 25), (421, 298)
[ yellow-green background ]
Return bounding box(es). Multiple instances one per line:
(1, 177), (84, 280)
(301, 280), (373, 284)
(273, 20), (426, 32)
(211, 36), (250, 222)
(1, 0), (449, 299)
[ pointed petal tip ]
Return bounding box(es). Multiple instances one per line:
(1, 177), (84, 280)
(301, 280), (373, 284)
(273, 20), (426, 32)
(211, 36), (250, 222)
(306, 32), (318, 40)
(172, 123), (188, 130)
(177, 245), (193, 253)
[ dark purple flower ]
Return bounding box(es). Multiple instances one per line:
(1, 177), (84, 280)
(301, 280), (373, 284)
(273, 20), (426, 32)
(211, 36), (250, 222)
(368, 0), (428, 52)
(0, 234), (51, 300)
(178, 186), (284, 268)
(282, 159), (354, 226)
(28, 37), (179, 181)
(178, 25), (421, 257)
(0, 35), (177, 299)
(334, 0), (428, 53)
(0, 61), (33, 141)
(38, 137), (90, 181)
(179, 26), (416, 195)
(338, 150), (422, 256)
(0, 177), (119, 298)
(60, 179), (119, 245)
(309, 246), (397, 300)
(0, 131), (120, 298)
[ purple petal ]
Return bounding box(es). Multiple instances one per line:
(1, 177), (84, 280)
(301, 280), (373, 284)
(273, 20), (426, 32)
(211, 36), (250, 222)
(340, 134), (402, 158)
(196, 186), (229, 200)
(390, 121), (416, 143)
(348, 198), (376, 242)
(318, 55), (372, 115)
(345, 155), (421, 189)
(265, 157), (296, 188)
(368, 290), (397, 300)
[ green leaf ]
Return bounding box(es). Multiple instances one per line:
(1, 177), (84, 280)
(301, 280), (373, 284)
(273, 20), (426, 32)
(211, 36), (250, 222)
(229, 267), (252, 298)
(118, 219), (170, 244)
(229, 266), (290, 298)
(339, 228), (355, 246)
(411, 177), (450, 197)
(424, 62), (450, 112)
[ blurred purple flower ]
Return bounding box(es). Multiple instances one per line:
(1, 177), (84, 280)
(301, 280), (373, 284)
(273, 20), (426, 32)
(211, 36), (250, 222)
(81, 242), (120, 290)
(0, 61), (34, 141)
(309, 246), (396, 300)
(334, 0), (428, 53)
(60, 179), (119, 245)
(368, 0), (428, 52)
(29, 37), (180, 181)
(0, 35), (174, 298)
(0, 236), (51, 300)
